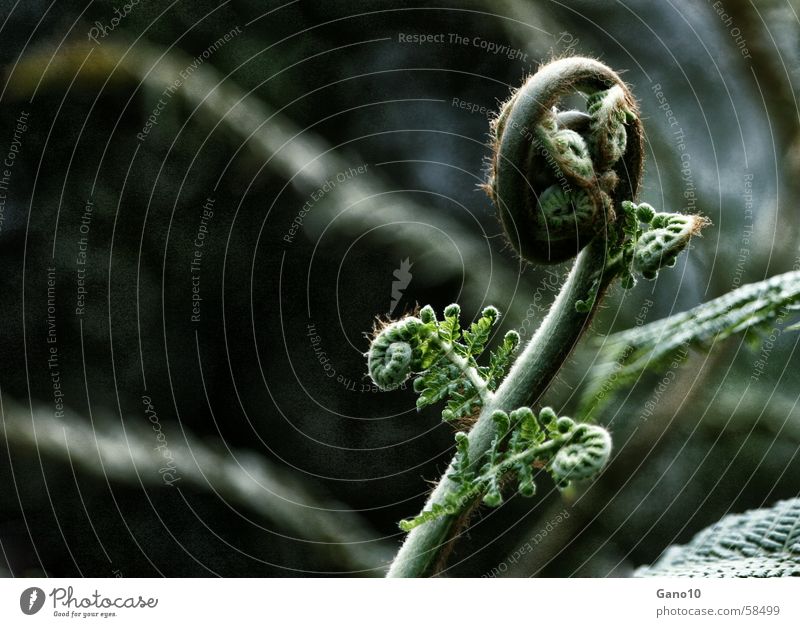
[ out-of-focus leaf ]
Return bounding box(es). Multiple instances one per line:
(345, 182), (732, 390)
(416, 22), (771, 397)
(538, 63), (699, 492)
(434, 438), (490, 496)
(581, 270), (800, 417)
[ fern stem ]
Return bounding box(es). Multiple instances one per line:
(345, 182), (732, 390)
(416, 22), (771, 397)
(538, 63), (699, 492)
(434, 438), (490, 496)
(493, 437), (561, 473)
(387, 237), (614, 577)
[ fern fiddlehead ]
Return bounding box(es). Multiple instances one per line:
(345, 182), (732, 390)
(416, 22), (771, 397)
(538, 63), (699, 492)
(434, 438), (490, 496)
(367, 316), (428, 390)
(485, 56), (644, 264)
(550, 422), (613, 483)
(369, 57), (709, 578)
(367, 305), (518, 414)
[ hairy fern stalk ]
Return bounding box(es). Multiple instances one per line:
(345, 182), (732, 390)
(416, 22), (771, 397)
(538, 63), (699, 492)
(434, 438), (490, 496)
(365, 57), (709, 577)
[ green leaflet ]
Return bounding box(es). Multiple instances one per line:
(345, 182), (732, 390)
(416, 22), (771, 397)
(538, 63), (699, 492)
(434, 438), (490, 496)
(636, 498), (800, 577)
(581, 270), (800, 417)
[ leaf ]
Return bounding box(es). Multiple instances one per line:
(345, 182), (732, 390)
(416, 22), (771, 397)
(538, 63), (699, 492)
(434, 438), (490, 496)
(636, 499), (800, 577)
(463, 314), (493, 357)
(439, 304), (462, 346)
(484, 330), (521, 391)
(581, 270), (800, 416)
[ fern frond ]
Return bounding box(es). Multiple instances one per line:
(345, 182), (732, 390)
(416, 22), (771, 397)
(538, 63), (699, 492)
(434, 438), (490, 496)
(581, 270), (800, 416)
(398, 407), (611, 531)
(369, 304), (517, 421)
(636, 498), (800, 577)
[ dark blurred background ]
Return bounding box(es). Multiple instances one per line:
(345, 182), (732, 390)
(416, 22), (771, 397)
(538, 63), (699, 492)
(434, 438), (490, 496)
(0, 0), (798, 577)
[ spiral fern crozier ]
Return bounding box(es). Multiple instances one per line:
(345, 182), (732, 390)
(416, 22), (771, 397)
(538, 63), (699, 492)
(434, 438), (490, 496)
(550, 423), (612, 482)
(485, 57), (644, 263)
(367, 316), (427, 390)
